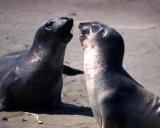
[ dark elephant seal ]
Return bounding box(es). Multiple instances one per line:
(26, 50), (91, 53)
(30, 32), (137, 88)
(0, 17), (83, 110)
(79, 22), (160, 128)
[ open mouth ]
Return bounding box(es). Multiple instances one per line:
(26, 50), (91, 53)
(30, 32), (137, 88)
(79, 23), (90, 44)
(79, 32), (86, 43)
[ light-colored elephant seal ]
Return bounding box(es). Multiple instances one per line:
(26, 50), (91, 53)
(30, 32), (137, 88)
(79, 22), (160, 128)
(0, 17), (83, 110)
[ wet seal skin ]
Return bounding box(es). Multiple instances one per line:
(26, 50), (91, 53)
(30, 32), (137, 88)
(79, 22), (160, 128)
(0, 17), (83, 110)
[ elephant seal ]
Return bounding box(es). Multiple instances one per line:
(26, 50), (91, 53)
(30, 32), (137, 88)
(0, 17), (83, 110)
(79, 22), (160, 128)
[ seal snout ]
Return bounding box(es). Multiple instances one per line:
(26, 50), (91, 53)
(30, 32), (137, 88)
(79, 22), (91, 43)
(45, 17), (73, 35)
(79, 22), (91, 28)
(60, 17), (73, 24)
(79, 21), (103, 36)
(79, 22), (91, 34)
(61, 17), (73, 28)
(59, 17), (73, 33)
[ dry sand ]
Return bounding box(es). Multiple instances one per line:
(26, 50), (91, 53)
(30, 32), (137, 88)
(0, 0), (160, 127)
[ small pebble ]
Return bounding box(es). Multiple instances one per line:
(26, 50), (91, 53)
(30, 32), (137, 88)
(38, 120), (43, 124)
(22, 119), (27, 122)
(69, 12), (77, 16)
(2, 117), (8, 121)
(5, 37), (9, 40)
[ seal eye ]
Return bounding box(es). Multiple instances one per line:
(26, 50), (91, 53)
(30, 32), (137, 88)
(45, 20), (55, 30)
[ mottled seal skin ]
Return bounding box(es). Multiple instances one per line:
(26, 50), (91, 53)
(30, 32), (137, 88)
(79, 22), (160, 128)
(0, 17), (83, 110)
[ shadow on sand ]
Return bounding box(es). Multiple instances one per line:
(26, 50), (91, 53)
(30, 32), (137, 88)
(3, 103), (93, 117)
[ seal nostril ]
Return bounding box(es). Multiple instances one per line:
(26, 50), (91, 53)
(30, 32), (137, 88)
(81, 27), (90, 35)
(79, 23), (87, 29)
(56, 17), (73, 35)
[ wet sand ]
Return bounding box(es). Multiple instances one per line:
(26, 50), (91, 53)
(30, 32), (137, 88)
(0, 0), (160, 127)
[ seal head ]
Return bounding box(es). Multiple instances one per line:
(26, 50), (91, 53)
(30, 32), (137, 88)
(37, 17), (73, 43)
(79, 22), (124, 68)
(31, 17), (73, 52)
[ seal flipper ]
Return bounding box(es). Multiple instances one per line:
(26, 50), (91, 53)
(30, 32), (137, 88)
(0, 71), (12, 111)
(63, 65), (84, 76)
(0, 69), (19, 110)
(0, 99), (5, 111)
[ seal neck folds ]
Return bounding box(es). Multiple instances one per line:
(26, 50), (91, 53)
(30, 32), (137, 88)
(28, 42), (66, 69)
(84, 41), (124, 76)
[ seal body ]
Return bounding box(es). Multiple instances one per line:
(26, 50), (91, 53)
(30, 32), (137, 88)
(0, 17), (75, 110)
(79, 22), (160, 128)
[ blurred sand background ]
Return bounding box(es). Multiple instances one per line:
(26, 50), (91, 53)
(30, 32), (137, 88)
(0, 0), (160, 128)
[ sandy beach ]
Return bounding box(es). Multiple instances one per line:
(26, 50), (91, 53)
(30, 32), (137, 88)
(0, 0), (160, 127)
